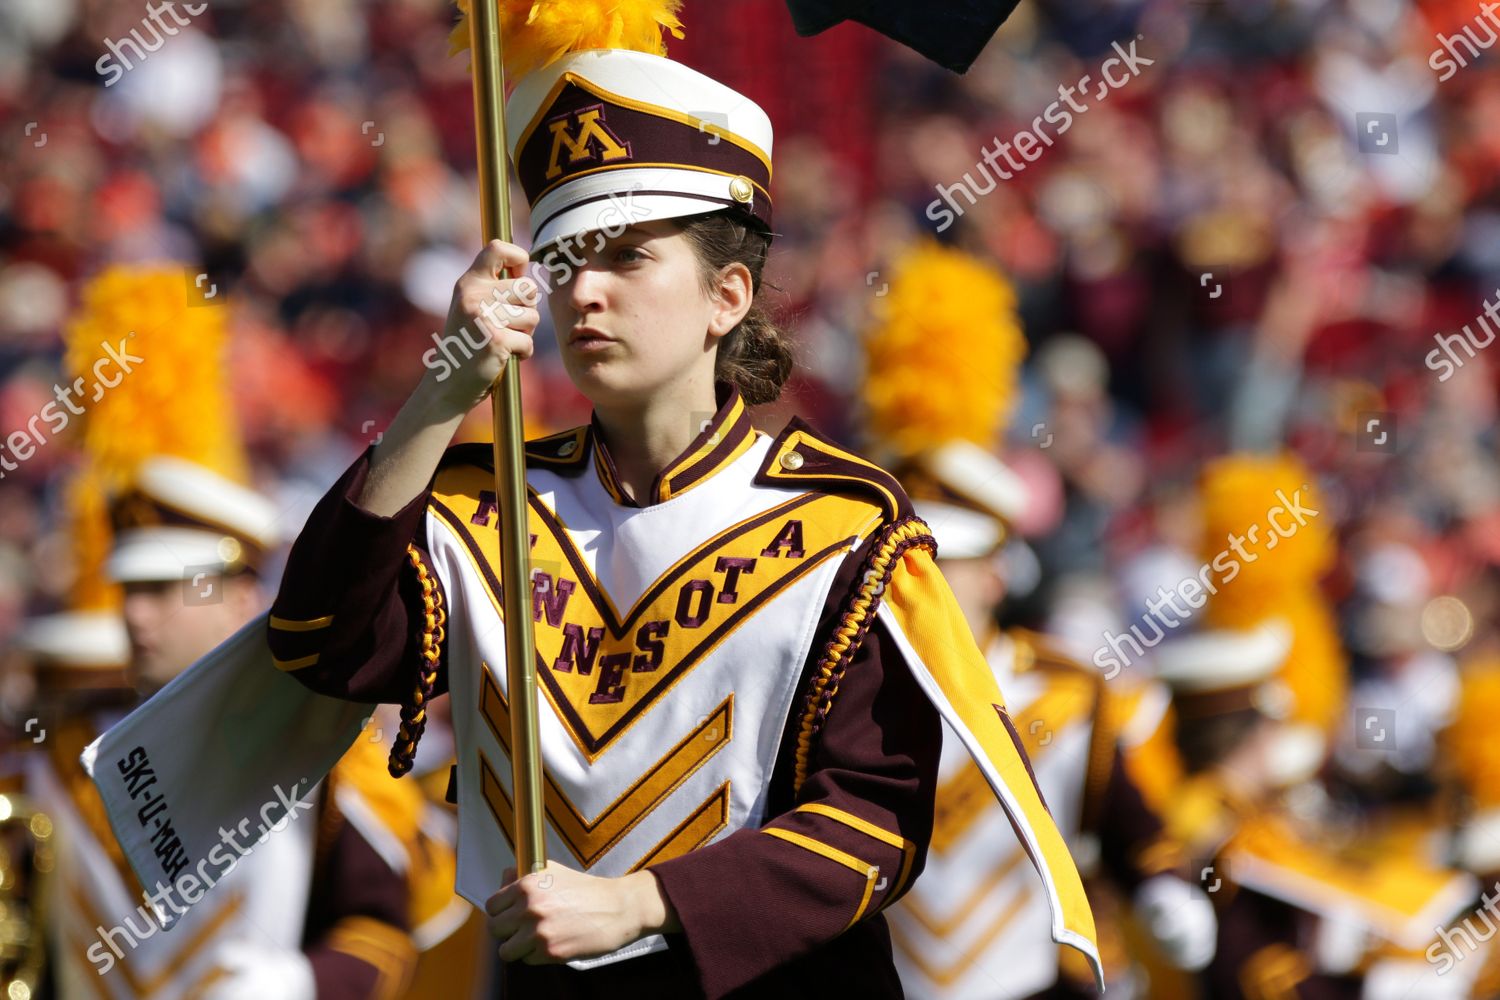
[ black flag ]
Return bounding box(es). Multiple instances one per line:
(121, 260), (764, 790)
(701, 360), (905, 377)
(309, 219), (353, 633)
(784, 0), (1024, 73)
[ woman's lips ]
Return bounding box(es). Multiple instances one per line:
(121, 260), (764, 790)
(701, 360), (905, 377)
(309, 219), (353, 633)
(568, 327), (616, 352)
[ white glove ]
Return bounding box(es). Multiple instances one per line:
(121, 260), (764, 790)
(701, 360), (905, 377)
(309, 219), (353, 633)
(1132, 874), (1217, 971)
(202, 941), (316, 1000)
(1313, 909), (1369, 975)
(1362, 958), (1470, 1000)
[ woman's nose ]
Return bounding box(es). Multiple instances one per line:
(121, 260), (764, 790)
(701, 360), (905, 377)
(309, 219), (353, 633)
(567, 263), (605, 312)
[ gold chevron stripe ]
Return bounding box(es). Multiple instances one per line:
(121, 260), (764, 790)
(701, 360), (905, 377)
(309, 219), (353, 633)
(431, 464), (874, 760)
(629, 782), (730, 872)
(479, 667), (732, 868)
(62, 938), (110, 1000)
(183, 964), (231, 999)
(930, 683), (1095, 853)
(66, 877), (243, 996)
(478, 753), (515, 851)
(898, 851), (1026, 939)
(891, 883), (1032, 987)
(930, 758), (996, 856)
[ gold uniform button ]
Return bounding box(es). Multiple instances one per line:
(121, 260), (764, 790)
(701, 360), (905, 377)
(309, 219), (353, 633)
(217, 536), (243, 564)
(779, 450), (804, 471)
(558, 440), (578, 456)
(728, 176), (754, 204)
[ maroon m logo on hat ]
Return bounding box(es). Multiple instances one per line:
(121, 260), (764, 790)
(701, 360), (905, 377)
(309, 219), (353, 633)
(545, 103), (632, 180)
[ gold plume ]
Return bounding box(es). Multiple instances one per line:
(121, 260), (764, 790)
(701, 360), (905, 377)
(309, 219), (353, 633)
(449, 0), (685, 75)
(1446, 658), (1500, 810)
(861, 239), (1027, 459)
(1197, 453), (1345, 732)
(62, 264), (247, 610)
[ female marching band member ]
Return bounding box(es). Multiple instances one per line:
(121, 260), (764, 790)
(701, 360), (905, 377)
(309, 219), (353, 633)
(267, 46), (1099, 999)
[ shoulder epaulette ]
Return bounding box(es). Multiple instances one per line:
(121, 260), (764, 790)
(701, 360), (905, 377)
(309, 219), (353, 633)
(435, 427), (591, 477)
(1008, 627), (1117, 832)
(333, 727), (425, 848)
(754, 417), (913, 525)
(1010, 627), (1099, 682)
(522, 426), (589, 469)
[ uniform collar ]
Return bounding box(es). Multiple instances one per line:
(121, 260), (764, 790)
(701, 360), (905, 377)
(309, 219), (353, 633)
(588, 382), (759, 508)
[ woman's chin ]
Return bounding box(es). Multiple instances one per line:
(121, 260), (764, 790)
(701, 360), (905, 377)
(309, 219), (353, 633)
(566, 360), (679, 412)
(566, 356), (637, 398)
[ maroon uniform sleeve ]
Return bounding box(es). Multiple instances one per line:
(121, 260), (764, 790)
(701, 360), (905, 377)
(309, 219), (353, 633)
(302, 792), (419, 999)
(1094, 746), (1177, 894)
(643, 616), (943, 999)
(268, 447), (448, 705)
(1209, 887), (1362, 1000)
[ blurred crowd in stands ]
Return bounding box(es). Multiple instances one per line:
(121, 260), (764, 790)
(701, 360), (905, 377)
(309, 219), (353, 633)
(4, 0), (1500, 964)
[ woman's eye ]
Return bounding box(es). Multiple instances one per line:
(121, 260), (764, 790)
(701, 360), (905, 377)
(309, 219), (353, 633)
(614, 246), (644, 264)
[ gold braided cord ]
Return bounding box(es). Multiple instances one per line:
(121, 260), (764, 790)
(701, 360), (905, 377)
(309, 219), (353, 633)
(792, 517), (935, 796)
(388, 544), (446, 778)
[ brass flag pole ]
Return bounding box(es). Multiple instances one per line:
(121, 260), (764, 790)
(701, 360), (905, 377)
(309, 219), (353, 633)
(466, 0), (546, 876)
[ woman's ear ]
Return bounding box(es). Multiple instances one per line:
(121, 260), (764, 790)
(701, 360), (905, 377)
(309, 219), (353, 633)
(707, 262), (754, 339)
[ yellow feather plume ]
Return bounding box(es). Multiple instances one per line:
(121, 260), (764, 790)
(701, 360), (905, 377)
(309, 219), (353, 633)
(449, 0), (685, 76)
(62, 264), (247, 610)
(1197, 453), (1345, 732)
(1197, 453), (1332, 588)
(862, 239), (1027, 458)
(1446, 658), (1500, 809)
(63, 467), (118, 613)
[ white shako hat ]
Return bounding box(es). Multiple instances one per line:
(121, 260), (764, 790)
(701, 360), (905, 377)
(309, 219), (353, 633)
(106, 456), (281, 583)
(505, 48), (773, 255)
(1153, 620), (1294, 716)
(17, 611), (130, 670)
(905, 442), (1029, 560)
(1155, 620), (1326, 784)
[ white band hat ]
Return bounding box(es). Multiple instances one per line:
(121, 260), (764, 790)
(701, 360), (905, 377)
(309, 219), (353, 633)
(1153, 620), (1294, 693)
(1154, 620), (1297, 720)
(505, 48), (773, 255)
(107, 456), (281, 584)
(904, 441), (1029, 559)
(17, 611), (130, 670)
